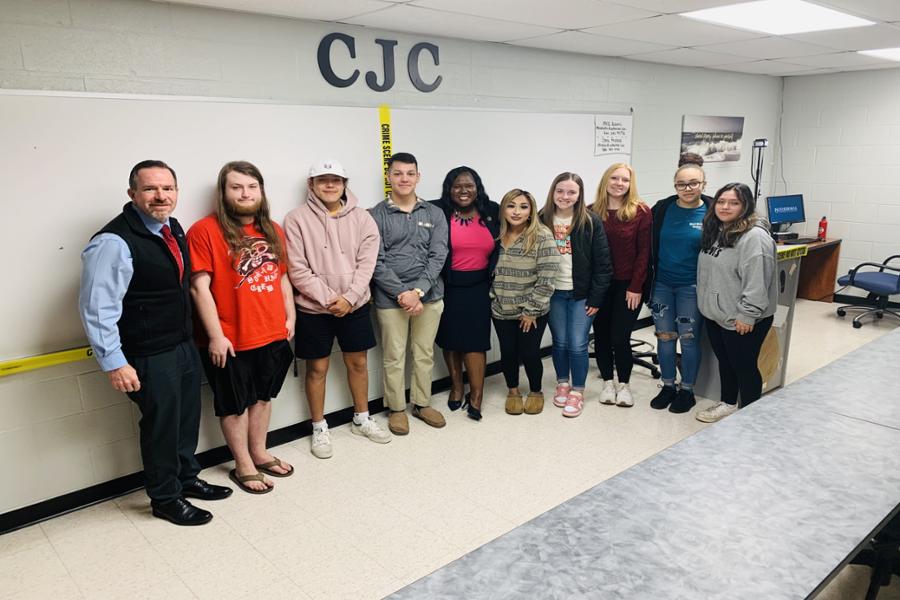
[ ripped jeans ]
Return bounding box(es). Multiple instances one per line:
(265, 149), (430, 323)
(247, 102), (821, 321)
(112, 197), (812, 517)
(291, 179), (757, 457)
(649, 281), (702, 388)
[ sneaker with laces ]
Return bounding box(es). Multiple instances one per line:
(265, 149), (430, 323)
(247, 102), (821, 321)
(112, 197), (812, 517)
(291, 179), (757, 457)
(553, 383), (571, 408)
(310, 427), (333, 459)
(562, 391), (584, 418)
(598, 380), (617, 405)
(649, 385), (677, 410)
(615, 383), (633, 407)
(696, 401), (737, 423)
(352, 417), (392, 444)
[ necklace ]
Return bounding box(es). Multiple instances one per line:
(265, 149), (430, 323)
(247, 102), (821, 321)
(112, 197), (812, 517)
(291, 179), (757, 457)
(452, 210), (476, 226)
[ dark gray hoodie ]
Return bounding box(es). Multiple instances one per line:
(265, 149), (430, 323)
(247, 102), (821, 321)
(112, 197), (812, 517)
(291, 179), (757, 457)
(697, 224), (777, 330)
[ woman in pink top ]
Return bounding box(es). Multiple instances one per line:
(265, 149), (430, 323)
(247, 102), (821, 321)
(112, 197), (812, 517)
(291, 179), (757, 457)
(283, 160), (390, 460)
(431, 166), (500, 421)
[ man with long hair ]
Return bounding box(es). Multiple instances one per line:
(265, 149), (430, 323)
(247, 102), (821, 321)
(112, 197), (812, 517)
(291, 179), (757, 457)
(187, 161), (296, 494)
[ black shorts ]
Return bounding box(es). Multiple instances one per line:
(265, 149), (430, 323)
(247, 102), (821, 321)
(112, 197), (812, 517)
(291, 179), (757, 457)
(294, 303), (377, 359)
(200, 339), (294, 417)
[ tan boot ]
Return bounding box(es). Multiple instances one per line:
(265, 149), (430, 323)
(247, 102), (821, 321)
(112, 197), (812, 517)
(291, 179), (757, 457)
(524, 391), (544, 415)
(505, 392), (524, 415)
(388, 411), (409, 435)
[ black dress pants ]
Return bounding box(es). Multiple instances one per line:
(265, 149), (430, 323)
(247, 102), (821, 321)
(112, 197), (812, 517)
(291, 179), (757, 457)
(492, 315), (548, 392)
(705, 316), (774, 408)
(593, 279), (642, 383)
(127, 340), (203, 502)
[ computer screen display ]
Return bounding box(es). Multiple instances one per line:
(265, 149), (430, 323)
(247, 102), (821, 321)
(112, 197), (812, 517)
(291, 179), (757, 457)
(766, 194), (806, 225)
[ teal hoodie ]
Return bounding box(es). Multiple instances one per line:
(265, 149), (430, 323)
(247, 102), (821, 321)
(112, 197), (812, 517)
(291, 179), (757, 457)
(697, 224), (777, 330)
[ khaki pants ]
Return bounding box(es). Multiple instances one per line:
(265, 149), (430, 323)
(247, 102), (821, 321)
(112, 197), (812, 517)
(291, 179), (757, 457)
(376, 300), (443, 411)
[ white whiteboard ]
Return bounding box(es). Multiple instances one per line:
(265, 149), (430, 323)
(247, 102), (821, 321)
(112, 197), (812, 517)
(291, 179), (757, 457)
(1, 92), (630, 361)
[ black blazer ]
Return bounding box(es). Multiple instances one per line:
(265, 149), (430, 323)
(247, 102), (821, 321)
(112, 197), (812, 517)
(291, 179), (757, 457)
(430, 198), (501, 283)
(570, 212), (612, 308)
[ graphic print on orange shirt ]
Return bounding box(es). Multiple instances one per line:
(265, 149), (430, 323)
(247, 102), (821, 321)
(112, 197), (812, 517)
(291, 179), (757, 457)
(553, 224), (572, 255)
(235, 237), (279, 291)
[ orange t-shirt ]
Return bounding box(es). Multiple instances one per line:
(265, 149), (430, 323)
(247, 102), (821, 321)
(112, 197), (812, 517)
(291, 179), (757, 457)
(187, 214), (288, 351)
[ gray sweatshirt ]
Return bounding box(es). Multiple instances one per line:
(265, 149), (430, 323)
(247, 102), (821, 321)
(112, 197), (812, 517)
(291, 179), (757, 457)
(697, 224), (777, 330)
(369, 197), (448, 309)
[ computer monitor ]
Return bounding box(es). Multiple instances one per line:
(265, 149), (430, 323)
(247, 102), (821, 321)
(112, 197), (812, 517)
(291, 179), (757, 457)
(766, 194), (806, 229)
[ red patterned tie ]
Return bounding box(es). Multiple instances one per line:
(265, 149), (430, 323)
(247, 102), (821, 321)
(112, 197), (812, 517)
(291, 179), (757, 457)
(160, 224), (184, 280)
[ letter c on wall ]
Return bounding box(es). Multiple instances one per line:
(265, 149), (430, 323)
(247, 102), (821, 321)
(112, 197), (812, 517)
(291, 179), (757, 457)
(317, 32), (360, 88)
(408, 42), (442, 93)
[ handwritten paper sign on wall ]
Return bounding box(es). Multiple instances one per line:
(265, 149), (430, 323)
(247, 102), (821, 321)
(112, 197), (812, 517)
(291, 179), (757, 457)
(594, 114), (633, 157)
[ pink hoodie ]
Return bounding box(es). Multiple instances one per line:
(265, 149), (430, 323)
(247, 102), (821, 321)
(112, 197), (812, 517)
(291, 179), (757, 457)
(283, 188), (380, 315)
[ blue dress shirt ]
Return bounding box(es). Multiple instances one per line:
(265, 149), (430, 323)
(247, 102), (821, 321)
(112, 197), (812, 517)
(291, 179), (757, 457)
(78, 207), (178, 372)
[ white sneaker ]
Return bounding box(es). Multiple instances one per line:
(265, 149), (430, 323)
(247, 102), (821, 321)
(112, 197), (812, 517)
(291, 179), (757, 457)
(310, 427), (333, 459)
(696, 401), (737, 423)
(615, 383), (633, 407)
(598, 380), (617, 405)
(352, 417), (392, 444)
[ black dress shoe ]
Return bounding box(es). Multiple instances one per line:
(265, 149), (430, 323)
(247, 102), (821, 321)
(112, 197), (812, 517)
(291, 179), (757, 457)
(151, 498), (213, 526)
(181, 479), (233, 501)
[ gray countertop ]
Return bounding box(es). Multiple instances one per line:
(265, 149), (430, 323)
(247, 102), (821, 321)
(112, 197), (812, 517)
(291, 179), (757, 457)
(389, 328), (900, 600)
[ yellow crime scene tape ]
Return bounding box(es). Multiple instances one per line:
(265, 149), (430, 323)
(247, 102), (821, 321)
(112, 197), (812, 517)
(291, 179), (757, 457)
(0, 346), (94, 377)
(379, 104), (392, 197)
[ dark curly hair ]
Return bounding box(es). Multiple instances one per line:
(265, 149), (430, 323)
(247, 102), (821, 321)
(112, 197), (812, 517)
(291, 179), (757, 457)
(437, 166), (491, 223)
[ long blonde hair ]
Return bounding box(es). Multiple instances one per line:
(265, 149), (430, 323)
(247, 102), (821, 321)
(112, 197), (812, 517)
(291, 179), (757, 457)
(499, 189), (542, 254)
(538, 172), (593, 234)
(592, 163), (647, 222)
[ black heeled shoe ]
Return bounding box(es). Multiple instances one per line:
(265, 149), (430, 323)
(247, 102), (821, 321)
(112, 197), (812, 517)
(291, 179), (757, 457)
(448, 393), (463, 411)
(463, 393), (482, 421)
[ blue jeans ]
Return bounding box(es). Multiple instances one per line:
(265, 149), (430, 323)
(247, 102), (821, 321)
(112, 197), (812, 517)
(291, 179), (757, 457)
(649, 282), (702, 388)
(548, 290), (595, 389)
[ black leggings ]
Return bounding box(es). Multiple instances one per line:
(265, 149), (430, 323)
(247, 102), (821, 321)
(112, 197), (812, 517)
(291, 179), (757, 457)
(705, 316), (773, 407)
(493, 315), (548, 392)
(593, 279), (642, 383)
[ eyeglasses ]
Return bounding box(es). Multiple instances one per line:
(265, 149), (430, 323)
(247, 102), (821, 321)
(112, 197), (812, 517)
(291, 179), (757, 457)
(674, 181), (705, 191)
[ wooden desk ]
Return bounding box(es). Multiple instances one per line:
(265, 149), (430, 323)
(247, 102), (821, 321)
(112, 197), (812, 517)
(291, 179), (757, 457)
(783, 238), (842, 302)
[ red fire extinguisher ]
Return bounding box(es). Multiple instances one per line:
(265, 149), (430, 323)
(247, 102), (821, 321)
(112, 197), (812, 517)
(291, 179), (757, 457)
(817, 216), (828, 241)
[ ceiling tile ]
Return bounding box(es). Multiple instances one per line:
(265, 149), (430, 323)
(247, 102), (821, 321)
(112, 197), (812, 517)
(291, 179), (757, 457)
(787, 23), (900, 51)
(584, 14), (763, 46)
(604, 0), (755, 14)
(811, 0), (900, 21)
(782, 68), (840, 76)
(511, 30), (674, 56)
(697, 36), (835, 60)
(409, 0), (659, 29)
(786, 51), (892, 68)
(158, 0), (394, 21)
(709, 59), (812, 75)
(343, 4), (560, 42)
(626, 47), (745, 67)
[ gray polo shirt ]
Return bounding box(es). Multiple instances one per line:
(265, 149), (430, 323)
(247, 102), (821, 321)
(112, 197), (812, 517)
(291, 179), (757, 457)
(369, 197), (448, 309)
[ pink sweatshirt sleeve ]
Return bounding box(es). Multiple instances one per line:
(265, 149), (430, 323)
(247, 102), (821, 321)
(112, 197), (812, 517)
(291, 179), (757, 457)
(342, 212), (380, 307)
(284, 209), (338, 310)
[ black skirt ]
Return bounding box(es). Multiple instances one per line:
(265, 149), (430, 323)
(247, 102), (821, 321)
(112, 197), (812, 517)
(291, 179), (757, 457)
(436, 269), (492, 352)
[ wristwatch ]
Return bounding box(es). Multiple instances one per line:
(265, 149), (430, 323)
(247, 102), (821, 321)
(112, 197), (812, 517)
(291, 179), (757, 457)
(413, 288), (425, 298)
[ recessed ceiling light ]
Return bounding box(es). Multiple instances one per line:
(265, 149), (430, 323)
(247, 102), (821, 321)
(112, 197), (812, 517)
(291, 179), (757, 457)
(682, 0), (873, 36)
(859, 47), (900, 62)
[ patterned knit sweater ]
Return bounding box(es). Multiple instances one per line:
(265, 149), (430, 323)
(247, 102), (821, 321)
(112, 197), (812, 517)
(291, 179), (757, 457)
(490, 225), (559, 319)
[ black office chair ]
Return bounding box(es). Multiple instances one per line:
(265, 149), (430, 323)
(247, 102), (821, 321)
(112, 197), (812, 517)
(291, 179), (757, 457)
(587, 336), (661, 379)
(850, 511), (900, 600)
(836, 255), (900, 329)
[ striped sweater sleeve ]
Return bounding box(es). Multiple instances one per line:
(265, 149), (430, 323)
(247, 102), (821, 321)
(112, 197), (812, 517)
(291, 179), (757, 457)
(523, 229), (560, 317)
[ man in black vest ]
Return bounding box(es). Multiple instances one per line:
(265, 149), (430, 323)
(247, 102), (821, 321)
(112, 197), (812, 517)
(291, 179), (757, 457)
(79, 160), (232, 526)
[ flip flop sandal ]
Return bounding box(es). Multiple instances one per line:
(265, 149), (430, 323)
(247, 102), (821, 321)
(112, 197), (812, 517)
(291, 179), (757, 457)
(254, 457), (294, 478)
(229, 469), (273, 495)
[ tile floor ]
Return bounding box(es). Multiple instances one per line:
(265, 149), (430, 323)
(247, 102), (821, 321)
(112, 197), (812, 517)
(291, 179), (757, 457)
(0, 300), (897, 600)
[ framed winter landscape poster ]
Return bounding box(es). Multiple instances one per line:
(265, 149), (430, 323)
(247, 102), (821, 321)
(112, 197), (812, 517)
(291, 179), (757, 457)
(680, 115), (744, 163)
